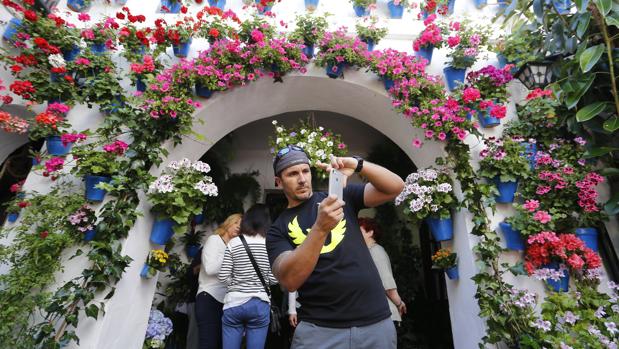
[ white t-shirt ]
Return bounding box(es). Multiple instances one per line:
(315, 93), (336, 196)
(197, 234), (228, 303)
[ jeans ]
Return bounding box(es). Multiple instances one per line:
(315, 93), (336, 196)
(222, 298), (270, 349)
(195, 292), (224, 349)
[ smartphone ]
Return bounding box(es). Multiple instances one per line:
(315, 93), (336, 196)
(328, 169), (346, 199)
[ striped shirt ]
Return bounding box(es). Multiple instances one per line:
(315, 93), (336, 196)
(218, 234), (278, 310)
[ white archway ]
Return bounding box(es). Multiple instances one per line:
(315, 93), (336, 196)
(79, 65), (486, 349)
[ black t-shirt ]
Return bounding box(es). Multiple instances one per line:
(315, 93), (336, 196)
(266, 184), (391, 328)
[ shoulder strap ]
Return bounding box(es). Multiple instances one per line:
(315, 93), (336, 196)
(239, 235), (271, 298)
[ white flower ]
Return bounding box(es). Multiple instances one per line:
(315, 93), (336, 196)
(276, 127), (283, 133)
(605, 322), (618, 335)
(194, 181), (218, 196)
(409, 198), (424, 212)
(48, 54), (66, 68)
(310, 131), (317, 138)
(192, 161), (211, 173)
(316, 149), (325, 158)
(297, 142), (306, 148)
(531, 319), (551, 332)
(300, 129), (307, 134)
(430, 204), (439, 212)
(437, 183), (452, 193)
(318, 126), (324, 131)
(272, 120), (278, 125)
(327, 141), (333, 147)
(320, 137), (327, 142)
(276, 137), (282, 144)
(179, 158), (191, 168)
(421, 169), (438, 181)
(168, 161), (180, 170)
(149, 175), (174, 193)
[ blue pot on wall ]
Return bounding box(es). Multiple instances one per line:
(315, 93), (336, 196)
(353, 5), (369, 16)
(575, 228), (598, 252)
(3, 18), (22, 42)
(255, 0), (273, 13)
(7, 212), (19, 223)
(545, 262), (569, 292)
(83, 229), (97, 241)
(193, 213), (205, 224)
(520, 141), (537, 169)
(150, 217), (175, 245)
(362, 38), (375, 51)
(160, 0), (182, 13)
(415, 45), (434, 65)
(447, 0), (455, 13)
(173, 38), (192, 58)
(477, 107), (501, 128)
(136, 77), (147, 92)
(387, 1), (404, 18)
(383, 76), (395, 91)
(67, 0), (91, 12)
(493, 177), (518, 203)
(499, 222), (525, 250)
(140, 264), (154, 278)
(302, 44), (315, 59)
(305, 0), (319, 11)
(186, 244), (201, 258)
(195, 82), (213, 98)
(443, 66), (466, 91)
(62, 46), (81, 61)
(497, 0), (508, 9)
(90, 43), (107, 55)
(425, 216), (453, 241)
(445, 266), (459, 280)
(46, 136), (73, 156)
(474, 0), (487, 8)
(84, 175), (112, 202)
(326, 62), (345, 79)
(208, 0), (226, 9)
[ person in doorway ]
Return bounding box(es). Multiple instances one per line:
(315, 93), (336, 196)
(266, 145), (405, 349)
(218, 204), (278, 349)
(358, 217), (407, 325)
(196, 213), (242, 349)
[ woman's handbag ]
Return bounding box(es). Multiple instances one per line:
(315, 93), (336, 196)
(239, 235), (283, 334)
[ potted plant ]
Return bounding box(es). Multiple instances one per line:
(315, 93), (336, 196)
(117, 20), (151, 63)
(305, 0), (319, 11)
(140, 249), (170, 279)
(143, 310), (173, 348)
(2, 17), (22, 43)
(478, 136), (530, 203)
(349, 0), (376, 17)
(67, 205), (97, 241)
(3, 198), (29, 223)
(147, 159), (219, 245)
(208, 0), (226, 9)
(71, 140), (127, 202)
(432, 248), (458, 280)
(387, 0), (410, 19)
(254, 0), (279, 14)
(130, 55), (157, 93)
(81, 21), (117, 55)
(314, 28), (369, 79)
(395, 168), (459, 241)
(180, 230), (206, 258)
(419, 0), (451, 18)
(67, 0), (92, 12)
(166, 18), (196, 58)
(248, 36), (309, 81)
(494, 28), (544, 71)
(525, 231), (602, 292)
(268, 119), (347, 179)
(160, 0), (183, 13)
(289, 13), (330, 59)
(412, 14), (444, 65)
(368, 49), (427, 91)
(355, 18), (388, 52)
(195, 7), (238, 44)
(239, 15), (276, 44)
(440, 20), (490, 91)
(29, 110), (71, 155)
(465, 65), (513, 127)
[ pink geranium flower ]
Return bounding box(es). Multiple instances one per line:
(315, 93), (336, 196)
(533, 210), (552, 224)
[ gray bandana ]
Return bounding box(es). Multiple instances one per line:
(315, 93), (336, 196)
(273, 149), (310, 175)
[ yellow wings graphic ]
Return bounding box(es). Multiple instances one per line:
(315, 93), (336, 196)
(288, 216), (346, 254)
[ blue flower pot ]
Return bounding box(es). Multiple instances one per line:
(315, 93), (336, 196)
(326, 62), (345, 79)
(387, 1), (404, 18)
(497, 0), (508, 8)
(62, 46), (81, 61)
(445, 266), (459, 280)
(136, 77), (146, 92)
(102, 96), (125, 115)
(67, 0), (91, 12)
(50, 72), (65, 83)
(160, 0), (182, 13)
(497, 54), (508, 68)
(362, 38), (375, 51)
(493, 177), (518, 203)
(426, 216), (453, 241)
(545, 262), (569, 292)
(478, 108), (501, 128)
(302, 44), (315, 59)
(474, 0), (487, 8)
(549, 0), (570, 14)
(383, 76), (395, 91)
(353, 5), (369, 16)
(83, 229), (97, 241)
(114, 0), (129, 4)
(447, 0), (455, 13)
(415, 45), (434, 65)
(443, 66), (466, 91)
(499, 222), (525, 250)
(32, 157), (40, 166)
(305, 0), (319, 10)
(140, 263), (154, 278)
(3, 18), (22, 42)
(208, 0), (226, 9)
(150, 217), (175, 245)
(193, 213), (205, 224)
(84, 175), (112, 202)
(173, 38), (192, 58)
(186, 244), (201, 258)
(520, 141), (537, 170)
(195, 82), (213, 98)
(7, 212), (19, 223)
(90, 43), (107, 55)
(46, 136), (73, 156)
(255, 0), (273, 13)
(575, 227), (598, 252)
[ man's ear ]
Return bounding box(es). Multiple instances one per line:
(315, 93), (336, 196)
(274, 176), (282, 187)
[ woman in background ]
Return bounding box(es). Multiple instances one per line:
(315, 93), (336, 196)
(196, 213), (242, 349)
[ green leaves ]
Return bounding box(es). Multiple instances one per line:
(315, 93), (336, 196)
(576, 13), (591, 38)
(576, 102), (608, 122)
(583, 146), (619, 158)
(594, 0), (612, 16)
(564, 74), (595, 109)
(603, 116), (619, 132)
(607, 13), (619, 27)
(579, 44), (605, 73)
